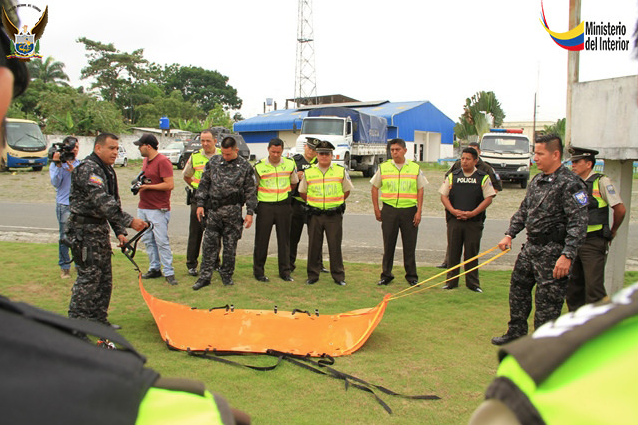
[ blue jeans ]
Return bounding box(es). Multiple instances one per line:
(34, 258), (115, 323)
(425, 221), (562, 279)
(56, 203), (71, 270)
(137, 208), (174, 276)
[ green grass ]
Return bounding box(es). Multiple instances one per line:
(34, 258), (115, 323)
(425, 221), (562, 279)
(2, 241), (637, 424)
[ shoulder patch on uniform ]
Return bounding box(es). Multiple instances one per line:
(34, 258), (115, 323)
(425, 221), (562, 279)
(606, 184), (616, 195)
(573, 190), (588, 206)
(89, 174), (104, 186)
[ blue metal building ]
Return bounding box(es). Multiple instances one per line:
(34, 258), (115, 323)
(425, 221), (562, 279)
(234, 100), (455, 161)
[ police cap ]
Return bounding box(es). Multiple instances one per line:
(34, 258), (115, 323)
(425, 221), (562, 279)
(305, 137), (319, 150)
(314, 141), (335, 153)
(568, 146), (598, 162)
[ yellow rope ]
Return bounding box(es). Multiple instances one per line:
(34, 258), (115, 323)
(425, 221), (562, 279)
(389, 245), (499, 299)
(388, 246), (511, 301)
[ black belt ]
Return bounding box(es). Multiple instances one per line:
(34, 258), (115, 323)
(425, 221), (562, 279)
(72, 215), (107, 225)
(527, 228), (566, 246)
(306, 205), (345, 216)
(259, 198), (291, 206)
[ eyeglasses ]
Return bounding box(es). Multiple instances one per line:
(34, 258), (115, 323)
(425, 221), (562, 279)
(317, 152), (331, 156)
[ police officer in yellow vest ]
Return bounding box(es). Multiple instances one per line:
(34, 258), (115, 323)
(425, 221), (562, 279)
(290, 137), (328, 274)
(371, 138), (427, 286)
(566, 147), (626, 311)
(439, 148), (496, 292)
(298, 141), (354, 286)
(183, 129), (218, 276)
(253, 138), (299, 282)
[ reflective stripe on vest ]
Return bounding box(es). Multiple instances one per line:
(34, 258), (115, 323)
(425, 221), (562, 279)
(304, 165), (345, 210)
(190, 152), (210, 189)
(255, 157), (295, 202)
(586, 174), (609, 233)
(379, 160), (420, 208)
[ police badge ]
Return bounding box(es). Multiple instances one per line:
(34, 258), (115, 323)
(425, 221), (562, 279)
(2, 5), (48, 61)
(573, 190), (589, 206)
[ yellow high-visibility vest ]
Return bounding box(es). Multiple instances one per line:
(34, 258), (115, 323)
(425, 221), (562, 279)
(586, 174), (609, 233)
(379, 160), (420, 208)
(255, 157), (296, 202)
(190, 151), (210, 189)
(304, 165), (345, 210)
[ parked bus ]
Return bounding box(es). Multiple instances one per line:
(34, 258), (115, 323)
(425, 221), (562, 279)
(0, 118), (48, 171)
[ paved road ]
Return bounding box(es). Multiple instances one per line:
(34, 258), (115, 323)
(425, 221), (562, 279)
(1, 201), (637, 270)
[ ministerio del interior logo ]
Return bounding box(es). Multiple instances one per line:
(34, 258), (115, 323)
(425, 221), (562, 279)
(539, 1), (631, 52)
(1, 3), (48, 61)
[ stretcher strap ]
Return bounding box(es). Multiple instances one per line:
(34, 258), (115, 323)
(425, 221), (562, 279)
(184, 348), (440, 414)
(389, 246), (510, 301)
(120, 222), (154, 272)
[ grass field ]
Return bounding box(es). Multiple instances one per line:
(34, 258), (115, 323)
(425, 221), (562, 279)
(3, 242), (638, 424)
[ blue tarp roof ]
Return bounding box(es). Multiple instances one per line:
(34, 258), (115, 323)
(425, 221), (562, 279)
(234, 109), (308, 132)
(234, 101), (455, 145)
(352, 101), (429, 125)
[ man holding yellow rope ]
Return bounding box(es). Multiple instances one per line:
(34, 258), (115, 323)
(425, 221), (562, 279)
(492, 134), (588, 346)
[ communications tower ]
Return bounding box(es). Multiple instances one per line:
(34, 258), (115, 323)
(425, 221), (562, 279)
(293, 0), (317, 107)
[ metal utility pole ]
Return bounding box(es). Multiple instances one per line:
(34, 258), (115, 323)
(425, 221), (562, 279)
(565, 0), (581, 149)
(294, 0), (317, 107)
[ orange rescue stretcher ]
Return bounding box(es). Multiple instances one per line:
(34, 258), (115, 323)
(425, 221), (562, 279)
(140, 277), (391, 357)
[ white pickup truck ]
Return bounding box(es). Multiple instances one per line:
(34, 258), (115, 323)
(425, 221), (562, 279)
(480, 129), (532, 189)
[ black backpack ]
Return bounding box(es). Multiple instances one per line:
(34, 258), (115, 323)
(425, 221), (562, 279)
(0, 295), (159, 425)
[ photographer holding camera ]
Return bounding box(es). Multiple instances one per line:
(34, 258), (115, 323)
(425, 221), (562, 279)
(49, 136), (80, 279)
(134, 133), (177, 286)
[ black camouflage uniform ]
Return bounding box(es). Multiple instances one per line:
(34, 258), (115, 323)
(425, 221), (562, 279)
(498, 165), (588, 340)
(67, 153), (134, 324)
(194, 154), (257, 286)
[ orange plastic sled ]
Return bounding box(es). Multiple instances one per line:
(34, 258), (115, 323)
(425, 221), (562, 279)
(140, 277), (390, 357)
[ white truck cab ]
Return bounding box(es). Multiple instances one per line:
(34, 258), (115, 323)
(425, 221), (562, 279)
(291, 116), (352, 167)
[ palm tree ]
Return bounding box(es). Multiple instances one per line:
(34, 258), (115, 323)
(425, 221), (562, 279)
(27, 56), (70, 85)
(542, 118), (566, 142)
(453, 91), (506, 143)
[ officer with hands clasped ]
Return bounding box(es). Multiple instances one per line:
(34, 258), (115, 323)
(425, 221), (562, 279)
(252, 138), (298, 282)
(371, 138), (426, 287)
(437, 140), (501, 269)
(290, 137), (328, 274)
(566, 146), (626, 311)
(298, 141), (353, 286)
(491, 134), (588, 346)
(67, 133), (148, 327)
(192, 136), (258, 289)
(439, 147), (496, 293)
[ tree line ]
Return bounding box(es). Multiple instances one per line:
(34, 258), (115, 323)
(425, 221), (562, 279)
(7, 37), (243, 135)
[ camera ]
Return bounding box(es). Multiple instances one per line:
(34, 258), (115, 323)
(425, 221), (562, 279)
(48, 137), (78, 163)
(131, 171), (152, 195)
